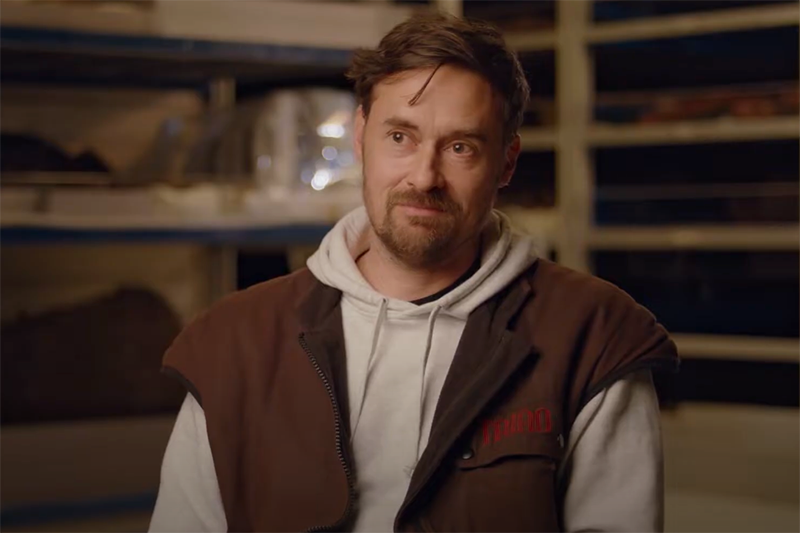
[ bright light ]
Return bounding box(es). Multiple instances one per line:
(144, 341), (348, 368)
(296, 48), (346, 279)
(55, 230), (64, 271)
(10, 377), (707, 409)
(311, 169), (332, 191)
(317, 123), (345, 139)
(321, 146), (338, 161)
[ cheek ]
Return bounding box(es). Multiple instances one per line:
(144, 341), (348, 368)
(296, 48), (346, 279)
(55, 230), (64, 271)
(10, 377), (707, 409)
(363, 145), (405, 214)
(365, 144), (410, 190)
(444, 160), (500, 207)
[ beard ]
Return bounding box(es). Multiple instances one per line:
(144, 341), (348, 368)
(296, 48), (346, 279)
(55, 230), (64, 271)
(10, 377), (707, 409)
(371, 187), (465, 268)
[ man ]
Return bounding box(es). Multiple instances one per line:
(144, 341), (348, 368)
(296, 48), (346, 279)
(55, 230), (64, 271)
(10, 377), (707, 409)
(150, 12), (678, 533)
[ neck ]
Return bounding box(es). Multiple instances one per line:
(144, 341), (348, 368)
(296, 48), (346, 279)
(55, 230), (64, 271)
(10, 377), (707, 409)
(357, 233), (481, 302)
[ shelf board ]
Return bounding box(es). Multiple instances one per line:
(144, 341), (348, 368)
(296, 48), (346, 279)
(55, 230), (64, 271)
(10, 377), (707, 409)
(0, 0), (412, 51)
(505, 30), (557, 52)
(519, 127), (558, 150)
(596, 182), (798, 202)
(0, 184), (362, 244)
(589, 116), (800, 147)
(0, 224), (334, 246)
(589, 225), (800, 251)
(673, 334), (799, 363)
(0, 0), (412, 85)
(588, 3), (800, 44)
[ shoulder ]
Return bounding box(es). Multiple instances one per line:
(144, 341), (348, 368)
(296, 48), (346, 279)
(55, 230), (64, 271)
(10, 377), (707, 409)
(163, 268), (318, 369)
(525, 259), (648, 324)
(188, 268), (314, 333)
(522, 259), (678, 393)
(208, 267), (317, 320)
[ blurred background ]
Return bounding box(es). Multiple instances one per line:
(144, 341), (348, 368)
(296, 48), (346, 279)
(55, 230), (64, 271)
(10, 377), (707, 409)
(0, 0), (798, 531)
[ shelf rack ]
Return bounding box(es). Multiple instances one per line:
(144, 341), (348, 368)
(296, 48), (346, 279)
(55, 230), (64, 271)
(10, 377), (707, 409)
(0, 0), (412, 245)
(0, 0), (800, 358)
(2, 0), (798, 352)
(491, 0), (800, 364)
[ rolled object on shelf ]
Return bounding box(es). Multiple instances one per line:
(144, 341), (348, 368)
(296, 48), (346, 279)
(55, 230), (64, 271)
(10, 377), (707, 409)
(1, 287), (185, 425)
(594, 82), (799, 124)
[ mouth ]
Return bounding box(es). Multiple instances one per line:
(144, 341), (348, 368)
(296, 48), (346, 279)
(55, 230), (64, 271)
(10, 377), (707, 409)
(397, 204), (446, 216)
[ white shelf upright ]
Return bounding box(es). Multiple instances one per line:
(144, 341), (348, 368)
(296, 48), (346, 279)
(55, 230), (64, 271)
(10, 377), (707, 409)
(556, 0), (594, 273)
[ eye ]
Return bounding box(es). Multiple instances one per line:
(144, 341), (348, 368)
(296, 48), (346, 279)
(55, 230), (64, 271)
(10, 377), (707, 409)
(391, 132), (406, 144)
(450, 142), (473, 155)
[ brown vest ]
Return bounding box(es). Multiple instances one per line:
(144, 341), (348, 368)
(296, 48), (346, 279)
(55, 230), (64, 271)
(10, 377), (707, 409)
(162, 259), (679, 532)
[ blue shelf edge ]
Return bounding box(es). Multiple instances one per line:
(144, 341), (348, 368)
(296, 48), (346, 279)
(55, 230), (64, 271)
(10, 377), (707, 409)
(0, 224), (333, 245)
(0, 491), (157, 528)
(1, 26), (353, 68)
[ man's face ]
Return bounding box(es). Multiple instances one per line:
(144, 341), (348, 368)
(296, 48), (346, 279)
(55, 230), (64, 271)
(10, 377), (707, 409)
(354, 65), (521, 269)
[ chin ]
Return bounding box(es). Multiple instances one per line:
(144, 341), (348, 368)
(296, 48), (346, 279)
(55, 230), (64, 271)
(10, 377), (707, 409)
(382, 227), (457, 267)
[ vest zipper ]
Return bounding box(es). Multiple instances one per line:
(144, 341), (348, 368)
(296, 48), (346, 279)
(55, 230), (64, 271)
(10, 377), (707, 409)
(299, 333), (356, 532)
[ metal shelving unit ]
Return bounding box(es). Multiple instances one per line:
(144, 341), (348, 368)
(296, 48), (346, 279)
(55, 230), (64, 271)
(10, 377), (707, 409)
(0, 0), (411, 246)
(461, 0), (800, 364)
(0, 0), (795, 350)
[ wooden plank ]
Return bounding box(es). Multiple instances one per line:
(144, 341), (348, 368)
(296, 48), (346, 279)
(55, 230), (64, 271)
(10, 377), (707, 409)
(589, 3), (800, 44)
(589, 225), (800, 250)
(673, 334), (799, 363)
(589, 117), (800, 147)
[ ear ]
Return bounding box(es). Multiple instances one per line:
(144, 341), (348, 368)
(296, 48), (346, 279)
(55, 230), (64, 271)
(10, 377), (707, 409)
(499, 134), (521, 188)
(354, 105), (366, 163)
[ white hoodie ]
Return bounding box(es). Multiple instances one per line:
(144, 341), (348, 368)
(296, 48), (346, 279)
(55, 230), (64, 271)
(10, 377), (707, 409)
(150, 207), (664, 532)
(307, 207), (537, 531)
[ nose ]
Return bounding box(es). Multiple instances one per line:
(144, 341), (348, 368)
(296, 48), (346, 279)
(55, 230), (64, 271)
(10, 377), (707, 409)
(406, 144), (443, 192)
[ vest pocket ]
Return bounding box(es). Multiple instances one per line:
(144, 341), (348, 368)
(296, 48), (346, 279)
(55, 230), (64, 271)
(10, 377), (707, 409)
(422, 432), (564, 532)
(457, 425), (564, 470)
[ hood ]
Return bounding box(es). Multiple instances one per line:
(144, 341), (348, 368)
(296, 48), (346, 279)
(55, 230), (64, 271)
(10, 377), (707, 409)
(307, 206), (540, 459)
(306, 206), (538, 320)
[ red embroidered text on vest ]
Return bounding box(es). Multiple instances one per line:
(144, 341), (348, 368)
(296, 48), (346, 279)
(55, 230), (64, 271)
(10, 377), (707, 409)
(481, 407), (552, 446)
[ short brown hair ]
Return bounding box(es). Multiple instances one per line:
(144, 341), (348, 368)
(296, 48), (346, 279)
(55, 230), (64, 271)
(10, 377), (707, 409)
(346, 12), (530, 144)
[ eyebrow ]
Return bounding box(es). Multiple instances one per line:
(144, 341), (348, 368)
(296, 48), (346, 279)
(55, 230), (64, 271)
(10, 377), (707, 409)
(382, 117), (489, 144)
(383, 117), (420, 132)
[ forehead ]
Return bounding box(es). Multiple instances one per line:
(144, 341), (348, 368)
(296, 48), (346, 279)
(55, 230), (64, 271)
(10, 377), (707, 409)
(369, 65), (502, 133)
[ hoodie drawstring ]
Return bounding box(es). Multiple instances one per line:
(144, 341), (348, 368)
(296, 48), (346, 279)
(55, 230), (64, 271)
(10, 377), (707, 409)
(415, 305), (443, 459)
(350, 298), (388, 441)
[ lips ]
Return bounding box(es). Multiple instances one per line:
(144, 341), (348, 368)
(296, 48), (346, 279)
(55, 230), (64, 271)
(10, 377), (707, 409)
(398, 204), (444, 212)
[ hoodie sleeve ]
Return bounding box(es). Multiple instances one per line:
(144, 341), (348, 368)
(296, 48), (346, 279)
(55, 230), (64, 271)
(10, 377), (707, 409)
(149, 394), (228, 533)
(558, 370), (664, 532)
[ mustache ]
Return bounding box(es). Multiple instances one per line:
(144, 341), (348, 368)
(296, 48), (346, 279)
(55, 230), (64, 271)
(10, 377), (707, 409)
(387, 189), (460, 214)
